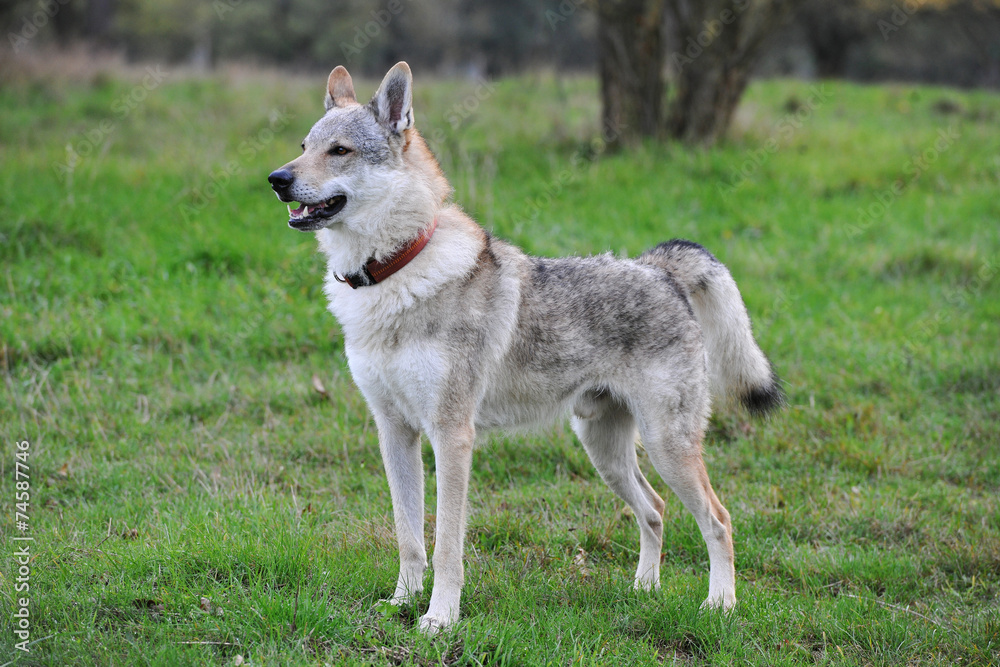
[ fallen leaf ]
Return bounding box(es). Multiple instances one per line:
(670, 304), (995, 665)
(311, 374), (328, 398)
(200, 596), (224, 616)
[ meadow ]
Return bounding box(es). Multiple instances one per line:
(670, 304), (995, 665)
(1, 59), (998, 665)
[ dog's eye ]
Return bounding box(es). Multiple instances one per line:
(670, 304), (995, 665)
(329, 145), (351, 156)
(300, 142), (305, 152)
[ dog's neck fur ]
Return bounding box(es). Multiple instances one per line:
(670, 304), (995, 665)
(316, 130), (451, 277)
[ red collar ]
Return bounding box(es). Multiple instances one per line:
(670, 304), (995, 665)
(336, 217), (438, 289)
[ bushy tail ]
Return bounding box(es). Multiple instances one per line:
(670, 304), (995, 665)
(639, 239), (783, 416)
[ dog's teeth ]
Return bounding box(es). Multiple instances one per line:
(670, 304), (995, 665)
(287, 204), (293, 216)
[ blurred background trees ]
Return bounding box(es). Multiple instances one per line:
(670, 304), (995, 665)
(4, 0), (999, 144)
(595, 0), (808, 146)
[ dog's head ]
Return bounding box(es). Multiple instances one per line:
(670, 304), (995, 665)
(268, 62), (426, 232)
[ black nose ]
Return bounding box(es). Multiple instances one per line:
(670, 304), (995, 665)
(268, 169), (294, 191)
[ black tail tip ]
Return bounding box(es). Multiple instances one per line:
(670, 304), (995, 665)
(741, 375), (785, 417)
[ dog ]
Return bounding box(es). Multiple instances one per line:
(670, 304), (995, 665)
(268, 62), (782, 634)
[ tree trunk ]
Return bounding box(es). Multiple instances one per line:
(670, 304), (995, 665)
(666, 54), (752, 145)
(595, 0), (667, 149)
(664, 0), (805, 145)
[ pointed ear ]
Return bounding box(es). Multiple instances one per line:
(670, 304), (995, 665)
(369, 61), (414, 134)
(325, 66), (357, 111)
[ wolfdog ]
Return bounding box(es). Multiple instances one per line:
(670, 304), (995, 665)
(268, 62), (782, 633)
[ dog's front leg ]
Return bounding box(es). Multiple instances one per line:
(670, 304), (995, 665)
(420, 421), (474, 634)
(374, 411), (427, 606)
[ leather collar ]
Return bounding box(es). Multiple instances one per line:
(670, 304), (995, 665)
(335, 217), (438, 289)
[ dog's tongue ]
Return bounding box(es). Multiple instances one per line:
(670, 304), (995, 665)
(291, 203), (307, 216)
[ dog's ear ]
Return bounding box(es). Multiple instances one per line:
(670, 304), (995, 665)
(369, 61), (413, 134)
(325, 66), (357, 111)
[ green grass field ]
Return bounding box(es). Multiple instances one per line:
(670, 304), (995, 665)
(1, 63), (998, 665)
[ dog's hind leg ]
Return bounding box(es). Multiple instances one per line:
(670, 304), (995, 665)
(374, 410), (427, 606)
(635, 403), (736, 610)
(660, 453), (735, 610)
(572, 392), (665, 591)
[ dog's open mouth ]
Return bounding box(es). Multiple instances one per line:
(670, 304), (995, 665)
(287, 195), (347, 229)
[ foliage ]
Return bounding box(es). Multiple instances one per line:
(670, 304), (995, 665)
(1, 0), (597, 75)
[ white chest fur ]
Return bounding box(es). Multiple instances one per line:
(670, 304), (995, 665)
(318, 214), (484, 425)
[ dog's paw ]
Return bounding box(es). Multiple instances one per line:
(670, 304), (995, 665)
(417, 613), (453, 636)
(632, 577), (661, 593)
(700, 590), (736, 611)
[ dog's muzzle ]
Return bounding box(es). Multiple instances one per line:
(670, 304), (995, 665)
(268, 168), (347, 230)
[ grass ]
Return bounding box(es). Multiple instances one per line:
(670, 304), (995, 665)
(1, 62), (998, 665)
